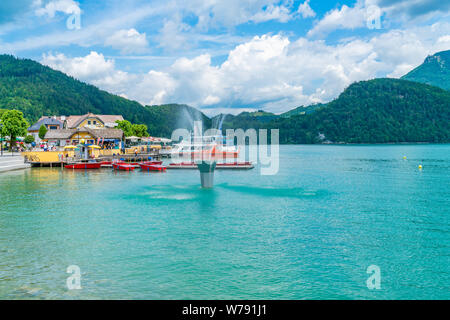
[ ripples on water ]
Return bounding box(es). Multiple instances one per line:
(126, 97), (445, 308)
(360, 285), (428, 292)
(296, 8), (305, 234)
(0, 145), (449, 299)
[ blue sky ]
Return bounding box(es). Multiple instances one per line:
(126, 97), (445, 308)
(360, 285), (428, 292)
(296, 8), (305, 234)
(0, 0), (449, 115)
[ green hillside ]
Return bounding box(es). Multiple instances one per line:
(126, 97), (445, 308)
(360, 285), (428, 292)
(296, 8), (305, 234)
(402, 50), (450, 90)
(211, 105), (322, 131)
(1, 54), (449, 143)
(269, 79), (450, 143)
(279, 104), (324, 118)
(144, 104), (211, 137)
(212, 110), (278, 131)
(0, 54), (209, 136)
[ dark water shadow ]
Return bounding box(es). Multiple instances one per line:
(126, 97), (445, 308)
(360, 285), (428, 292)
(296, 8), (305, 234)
(216, 183), (328, 199)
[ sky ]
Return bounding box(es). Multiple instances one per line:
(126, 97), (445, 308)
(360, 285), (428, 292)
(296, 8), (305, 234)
(0, 0), (449, 115)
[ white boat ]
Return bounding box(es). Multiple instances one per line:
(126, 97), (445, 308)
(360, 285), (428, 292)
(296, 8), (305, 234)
(170, 135), (239, 159)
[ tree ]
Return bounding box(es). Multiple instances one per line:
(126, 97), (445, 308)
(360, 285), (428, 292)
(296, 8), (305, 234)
(0, 110), (29, 150)
(132, 124), (149, 137)
(24, 135), (35, 144)
(0, 109), (7, 118)
(115, 120), (133, 137)
(38, 124), (48, 140)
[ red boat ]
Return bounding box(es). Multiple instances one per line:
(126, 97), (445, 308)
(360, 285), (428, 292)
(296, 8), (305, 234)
(139, 162), (167, 172)
(112, 162), (135, 171)
(146, 161), (163, 165)
(129, 161), (162, 166)
(65, 162), (102, 169)
(97, 161), (113, 168)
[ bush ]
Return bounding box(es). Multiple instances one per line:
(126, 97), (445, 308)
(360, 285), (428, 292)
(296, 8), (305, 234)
(38, 124), (47, 140)
(24, 135), (35, 144)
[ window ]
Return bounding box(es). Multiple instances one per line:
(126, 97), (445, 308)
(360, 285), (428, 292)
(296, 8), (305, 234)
(93, 121), (97, 125)
(88, 121), (91, 125)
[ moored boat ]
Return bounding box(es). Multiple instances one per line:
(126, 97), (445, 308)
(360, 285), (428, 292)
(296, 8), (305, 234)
(139, 162), (167, 172)
(65, 162), (102, 169)
(170, 135), (239, 160)
(112, 162), (136, 171)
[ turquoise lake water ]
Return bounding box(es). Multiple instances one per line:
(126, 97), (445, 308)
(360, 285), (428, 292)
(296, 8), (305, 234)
(0, 145), (449, 299)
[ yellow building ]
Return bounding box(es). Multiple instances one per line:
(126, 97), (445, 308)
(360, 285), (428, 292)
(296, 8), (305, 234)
(45, 127), (124, 147)
(36, 113), (124, 130)
(64, 113), (124, 129)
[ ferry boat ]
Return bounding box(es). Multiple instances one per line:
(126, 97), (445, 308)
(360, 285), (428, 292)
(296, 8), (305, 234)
(170, 135), (239, 160)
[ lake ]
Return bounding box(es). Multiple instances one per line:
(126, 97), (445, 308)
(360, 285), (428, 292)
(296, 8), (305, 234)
(0, 144), (449, 299)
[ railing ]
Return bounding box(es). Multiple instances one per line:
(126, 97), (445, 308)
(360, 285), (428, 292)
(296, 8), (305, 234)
(24, 154), (40, 163)
(22, 151), (75, 163)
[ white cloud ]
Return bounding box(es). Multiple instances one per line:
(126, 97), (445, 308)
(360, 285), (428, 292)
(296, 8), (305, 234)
(41, 51), (131, 94)
(42, 51), (114, 79)
(250, 4), (293, 23)
(133, 70), (177, 105)
(157, 18), (191, 51)
(2, 3), (164, 53)
(105, 28), (148, 54)
(375, 0), (450, 19)
(308, 1), (368, 38)
(437, 35), (450, 43)
(307, 0), (450, 38)
(41, 21), (450, 114)
(297, 0), (316, 19)
(179, 0), (296, 28)
(152, 1), (297, 51)
(35, 0), (81, 18)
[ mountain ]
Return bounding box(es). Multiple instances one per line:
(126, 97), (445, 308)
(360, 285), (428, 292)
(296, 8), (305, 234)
(279, 104), (324, 118)
(1, 54), (449, 143)
(213, 78), (450, 144)
(0, 54), (209, 137)
(402, 50), (450, 90)
(269, 78), (450, 143)
(144, 104), (211, 137)
(212, 110), (279, 131)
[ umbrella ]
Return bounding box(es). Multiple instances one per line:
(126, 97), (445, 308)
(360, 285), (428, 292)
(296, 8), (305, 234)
(88, 145), (101, 149)
(64, 145), (77, 149)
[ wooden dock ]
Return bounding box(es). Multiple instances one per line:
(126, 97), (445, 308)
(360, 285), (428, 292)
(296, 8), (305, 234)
(25, 153), (162, 167)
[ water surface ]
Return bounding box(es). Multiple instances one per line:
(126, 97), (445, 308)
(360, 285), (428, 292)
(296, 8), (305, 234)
(0, 145), (449, 299)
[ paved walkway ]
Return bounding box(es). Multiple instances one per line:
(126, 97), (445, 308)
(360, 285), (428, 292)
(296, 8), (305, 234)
(0, 154), (31, 173)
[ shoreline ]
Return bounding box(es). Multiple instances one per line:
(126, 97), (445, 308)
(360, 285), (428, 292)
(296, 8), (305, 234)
(243, 142), (450, 146)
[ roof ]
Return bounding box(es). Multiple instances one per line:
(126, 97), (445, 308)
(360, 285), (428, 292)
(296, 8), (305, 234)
(44, 129), (76, 139)
(44, 128), (124, 140)
(86, 128), (124, 139)
(28, 117), (63, 131)
(71, 114), (103, 128)
(97, 115), (124, 125)
(36, 113), (124, 129)
(66, 113), (124, 129)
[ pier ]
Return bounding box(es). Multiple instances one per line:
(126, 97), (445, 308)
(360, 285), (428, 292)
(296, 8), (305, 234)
(22, 150), (162, 167)
(0, 154), (31, 172)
